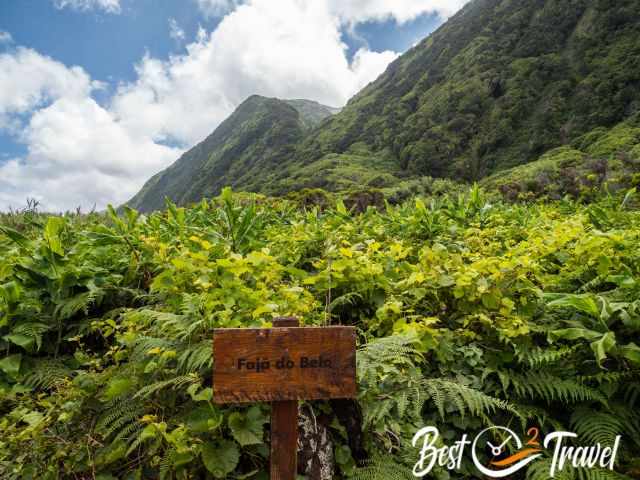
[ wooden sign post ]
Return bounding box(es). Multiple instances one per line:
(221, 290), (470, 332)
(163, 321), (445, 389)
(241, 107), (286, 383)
(213, 317), (357, 480)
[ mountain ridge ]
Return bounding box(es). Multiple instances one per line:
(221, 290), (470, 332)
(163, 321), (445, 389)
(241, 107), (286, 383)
(128, 0), (640, 211)
(127, 95), (339, 212)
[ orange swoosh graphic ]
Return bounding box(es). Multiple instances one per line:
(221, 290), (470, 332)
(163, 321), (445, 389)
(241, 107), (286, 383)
(490, 449), (542, 467)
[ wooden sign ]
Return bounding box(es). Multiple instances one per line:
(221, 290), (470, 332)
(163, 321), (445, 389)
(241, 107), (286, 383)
(212, 324), (356, 403)
(212, 318), (357, 480)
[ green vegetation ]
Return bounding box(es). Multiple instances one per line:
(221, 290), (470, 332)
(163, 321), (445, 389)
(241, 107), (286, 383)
(2, 186), (640, 478)
(128, 0), (640, 212)
(5, 1), (640, 478)
(482, 114), (640, 201)
(128, 96), (339, 212)
(300, 0), (640, 181)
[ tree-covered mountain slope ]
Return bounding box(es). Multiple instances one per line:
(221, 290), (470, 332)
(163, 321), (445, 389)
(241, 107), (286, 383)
(127, 96), (339, 212)
(481, 113), (640, 200)
(290, 0), (640, 183)
(129, 0), (640, 211)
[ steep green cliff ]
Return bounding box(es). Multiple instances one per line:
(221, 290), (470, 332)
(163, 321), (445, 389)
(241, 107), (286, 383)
(130, 0), (640, 210)
(127, 96), (338, 212)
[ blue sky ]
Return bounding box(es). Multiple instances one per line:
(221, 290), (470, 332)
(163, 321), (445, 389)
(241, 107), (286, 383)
(1, 1), (441, 94)
(0, 0), (465, 211)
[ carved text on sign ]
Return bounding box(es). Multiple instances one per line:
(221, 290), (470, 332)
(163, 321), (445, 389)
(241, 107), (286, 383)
(213, 326), (356, 403)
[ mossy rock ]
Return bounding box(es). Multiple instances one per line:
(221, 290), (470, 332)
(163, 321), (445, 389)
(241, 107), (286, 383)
(344, 190), (385, 213)
(286, 189), (334, 210)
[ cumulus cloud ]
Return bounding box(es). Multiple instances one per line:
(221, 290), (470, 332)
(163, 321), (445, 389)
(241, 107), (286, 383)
(1, 0), (470, 211)
(111, 0), (399, 147)
(0, 48), (99, 118)
(196, 0), (469, 23)
(196, 0), (243, 18)
(0, 97), (181, 212)
(0, 31), (13, 44)
(53, 0), (121, 14)
(0, 50), (180, 211)
(328, 0), (470, 23)
(169, 18), (186, 43)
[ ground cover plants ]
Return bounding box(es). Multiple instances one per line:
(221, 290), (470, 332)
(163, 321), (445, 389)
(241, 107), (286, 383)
(0, 186), (639, 479)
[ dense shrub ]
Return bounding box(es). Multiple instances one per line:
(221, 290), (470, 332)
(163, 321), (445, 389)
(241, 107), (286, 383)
(1, 187), (639, 479)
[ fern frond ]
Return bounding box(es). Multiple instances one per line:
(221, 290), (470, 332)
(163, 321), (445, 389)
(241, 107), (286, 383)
(574, 467), (634, 480)
(131, 336), (176, 362)
(578, 372), (631, 386)
(527, 458), (574, 480)
(352, 459), (415, 480)
(517, 345), (578, 367)
(176, 341), (212, 374)
(10, 322), (51, 350)
(358, 334), (421, 374)
(571, 407), (625, 447)
(359, 334), (421, 359)
(529, 460), (634, 480)
(329, 292), (363, 312)
(22, 359), (72, 390)
(96, 397), (145, 442)
(55, 288), (104, 320)
(608, 402), (640, 448)
(508, 372), (607, 405)
(124, 309), (187, 333)
(621, 382), (640, 407)
(133, 374), (199, 399)
(511, 403), (566, 432)
(421, 378), (522, 420)
(113, 420), (144, 445)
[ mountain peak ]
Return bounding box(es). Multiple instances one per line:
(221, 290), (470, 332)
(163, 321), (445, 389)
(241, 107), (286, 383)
(129, 0), (640, 211)
(126, 95), (339, 212)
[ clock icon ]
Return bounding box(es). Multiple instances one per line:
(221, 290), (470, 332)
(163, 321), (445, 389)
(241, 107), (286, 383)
(487, 434), (514, 457)
(471, 426), (542, 478)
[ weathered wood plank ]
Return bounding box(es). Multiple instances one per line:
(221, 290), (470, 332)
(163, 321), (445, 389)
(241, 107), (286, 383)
(270, 400), (298, 479)
(212, 325), (356, 403)
(270, 318), (300, 480)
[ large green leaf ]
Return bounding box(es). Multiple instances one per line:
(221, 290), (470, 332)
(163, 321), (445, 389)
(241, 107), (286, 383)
(94, 440), (127, 467)
(201, 440), (239, 478)
(185, 405), (223, 433)
(44, 216), (66, 256)
(620, 343), (640, 365)
(228, 405), (266, 446)
(590, 332), (616, 366)
(3, 333), (35, 350)
(545, 293), (601, 319)
(0, 225), (29, 249)
(103, 377), (135, 400)
(0, 281), (21, 304)
(550, 328), (602, 342)
(0, 354), (22, 375)
(22, 411), (44, 427)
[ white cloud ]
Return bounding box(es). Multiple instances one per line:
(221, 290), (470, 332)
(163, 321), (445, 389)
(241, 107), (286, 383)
(350, 48), (399, 88)
(0, 50), (180, 211)
(196, 0), (243, 18)
(0, 48), (99, 118)
(328, 0), (470, 23)
(0, 31), (12, 44)
(0, 96), (181, 212)
(53, 0), (121, 14)
(196, 0), (469, 23)
(169, 18), (186, 43)
(1, 0), (470, 211)
(111, 0), (398, 146)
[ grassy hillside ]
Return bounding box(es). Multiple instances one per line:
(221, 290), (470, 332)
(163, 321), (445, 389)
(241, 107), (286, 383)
(128, 0), (640, 211)
(127, 96), (339, 212)
(293, 0), (640, 182)
(482, 113), (640, 200)
(1, 187), (640, 478)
